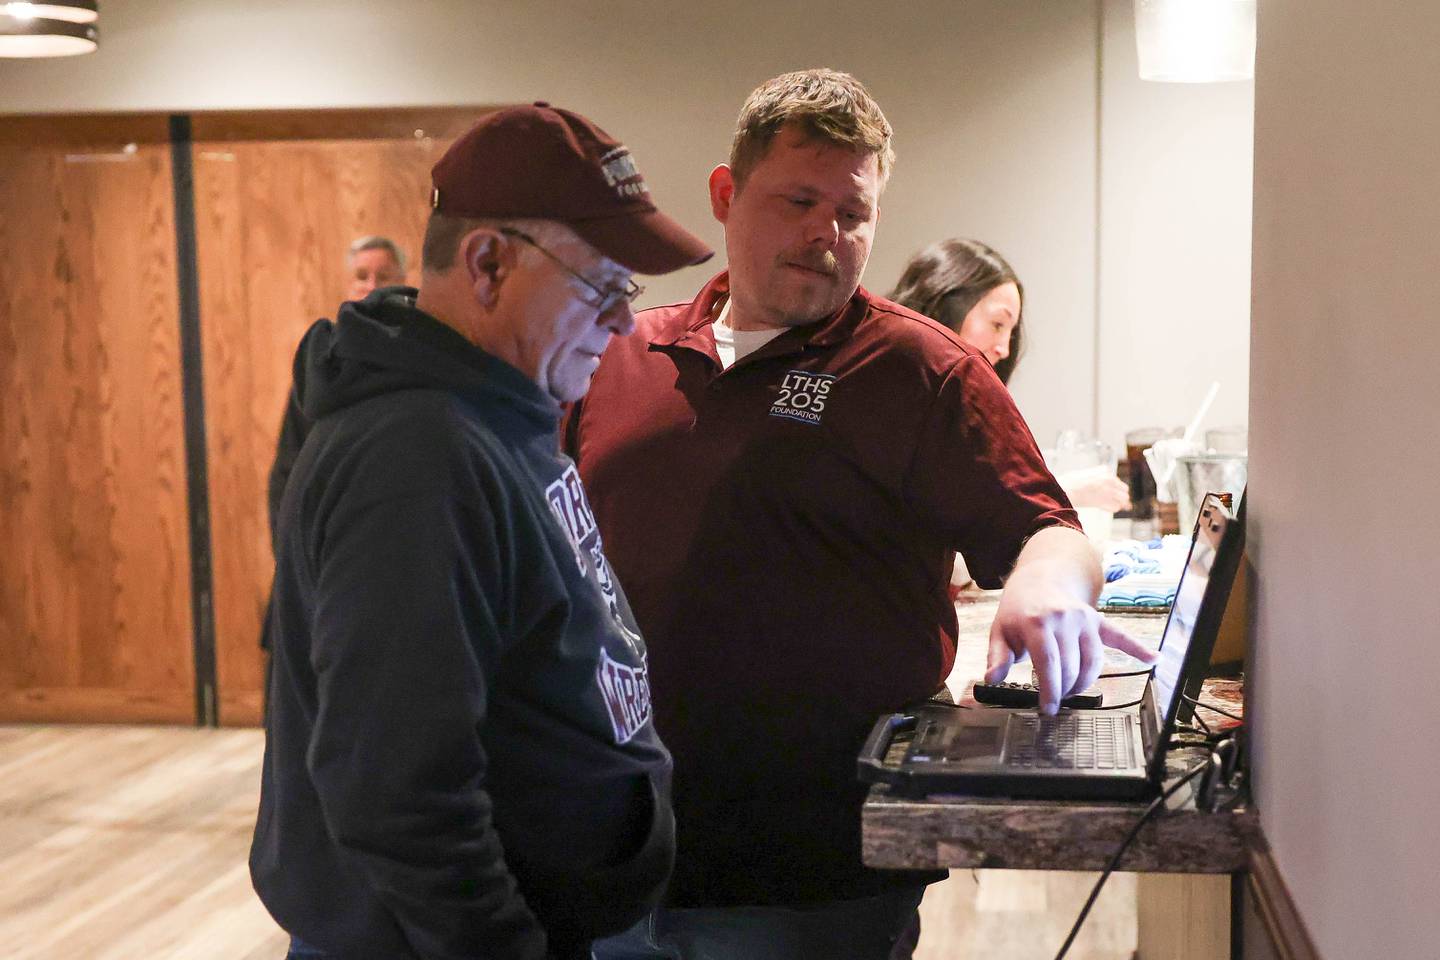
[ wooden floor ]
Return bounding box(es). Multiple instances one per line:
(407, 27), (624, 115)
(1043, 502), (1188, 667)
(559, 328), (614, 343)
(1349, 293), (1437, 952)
(0, 725), (1135, 959)
(916, 870), (1135, 960)
(0, 725), (287, 960)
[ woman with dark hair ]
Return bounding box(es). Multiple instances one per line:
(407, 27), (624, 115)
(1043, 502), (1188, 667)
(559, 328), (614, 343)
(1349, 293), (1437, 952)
(890, 238), (1128, 561)
(889, 237), (1024, 384)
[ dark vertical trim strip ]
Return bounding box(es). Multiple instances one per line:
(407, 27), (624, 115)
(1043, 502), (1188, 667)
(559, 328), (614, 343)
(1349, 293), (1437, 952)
(169, 113), (219, 727)
(1232, 870), (1246, 959)
(1246, 843), (1323, 960)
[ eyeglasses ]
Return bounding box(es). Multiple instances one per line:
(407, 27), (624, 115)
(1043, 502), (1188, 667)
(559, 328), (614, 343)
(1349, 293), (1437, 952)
(499, 227), (644, 314)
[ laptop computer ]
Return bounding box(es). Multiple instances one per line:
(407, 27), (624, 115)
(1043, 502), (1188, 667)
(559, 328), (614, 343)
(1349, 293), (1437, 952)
(858, 491), (1245, 800)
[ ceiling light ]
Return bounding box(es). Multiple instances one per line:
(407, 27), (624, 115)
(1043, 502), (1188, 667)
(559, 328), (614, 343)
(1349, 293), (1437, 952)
(1134, 0), (1256, 83)
(3, 1), (97, 23)
(0, 7), (97, 57)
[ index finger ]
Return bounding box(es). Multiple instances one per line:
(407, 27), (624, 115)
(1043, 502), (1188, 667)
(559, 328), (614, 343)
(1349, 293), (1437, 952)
(1031, 628), (1063, 716)
(1097, 617), (1158, 663)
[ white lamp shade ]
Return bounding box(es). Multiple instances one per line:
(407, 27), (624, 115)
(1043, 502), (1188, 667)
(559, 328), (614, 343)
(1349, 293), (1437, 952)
(2, 1), (97, 24)
(0, 13), (97, 57)
(1134, 0), (1256, 83)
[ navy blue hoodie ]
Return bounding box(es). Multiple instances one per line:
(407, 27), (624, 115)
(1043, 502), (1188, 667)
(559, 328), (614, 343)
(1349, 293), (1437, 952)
(251, 290), (673, 960)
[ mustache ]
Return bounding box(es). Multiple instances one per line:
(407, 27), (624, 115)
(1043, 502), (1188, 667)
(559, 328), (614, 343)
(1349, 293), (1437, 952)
(777, 250), (839, 276)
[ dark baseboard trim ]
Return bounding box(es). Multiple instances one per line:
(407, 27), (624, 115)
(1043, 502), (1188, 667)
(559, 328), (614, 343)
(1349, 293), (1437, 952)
(1247, 841), (1322, 960)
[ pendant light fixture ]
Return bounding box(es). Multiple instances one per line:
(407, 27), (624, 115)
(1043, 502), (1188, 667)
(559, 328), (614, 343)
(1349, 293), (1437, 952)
(0, 1), (99, 58)
(1134, 0), (1255, 82)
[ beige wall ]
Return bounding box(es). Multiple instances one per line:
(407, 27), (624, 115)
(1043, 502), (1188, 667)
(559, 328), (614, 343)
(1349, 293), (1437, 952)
(0, 0), (1254, 451)
(1249, 0), (1440, 955)
(1098, 0), (1253, 452)
(868, 2), (1100, 447)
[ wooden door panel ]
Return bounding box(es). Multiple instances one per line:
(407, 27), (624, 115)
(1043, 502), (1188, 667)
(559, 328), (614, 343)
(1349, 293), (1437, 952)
(0, 119), (195, 723)
(193, 110), (481, 725)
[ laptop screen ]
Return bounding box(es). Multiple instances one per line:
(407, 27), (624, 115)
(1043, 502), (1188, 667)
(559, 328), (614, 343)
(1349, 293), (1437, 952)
(1150, 496), (1236, 734)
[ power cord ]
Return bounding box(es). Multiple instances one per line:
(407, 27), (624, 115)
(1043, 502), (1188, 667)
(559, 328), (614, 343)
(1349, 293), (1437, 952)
(1183, 693), (1242, 722)
(1052, 724), (1246, 959)
(1025, 668), (1151, 683)
(1051, 757), (1212, 960)
(1097, 668), (1153, 679)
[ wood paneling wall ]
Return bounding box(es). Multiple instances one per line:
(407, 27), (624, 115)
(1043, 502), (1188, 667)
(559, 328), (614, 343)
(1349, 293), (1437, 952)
(190, 110), (479, 725)
(0, 117), (195, 723)
(0, 108), (485, 726)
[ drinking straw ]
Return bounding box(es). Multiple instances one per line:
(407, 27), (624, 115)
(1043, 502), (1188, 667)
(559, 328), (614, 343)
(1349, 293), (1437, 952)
(1159, 380), (1220, 491)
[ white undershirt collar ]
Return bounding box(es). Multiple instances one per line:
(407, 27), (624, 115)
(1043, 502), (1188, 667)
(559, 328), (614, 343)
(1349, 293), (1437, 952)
(713, 297), (785, 370)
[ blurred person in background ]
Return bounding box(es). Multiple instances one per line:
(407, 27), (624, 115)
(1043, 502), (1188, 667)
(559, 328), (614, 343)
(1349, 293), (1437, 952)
(890, 237), (1130, 516)
(345, 234), (408, 300)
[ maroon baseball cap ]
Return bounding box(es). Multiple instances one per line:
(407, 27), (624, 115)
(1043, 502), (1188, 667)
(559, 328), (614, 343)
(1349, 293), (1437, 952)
(431, 103), (713, 275)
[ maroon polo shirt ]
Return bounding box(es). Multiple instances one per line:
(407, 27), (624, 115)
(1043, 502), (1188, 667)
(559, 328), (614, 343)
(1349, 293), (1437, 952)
(569, 271), (1078, 906)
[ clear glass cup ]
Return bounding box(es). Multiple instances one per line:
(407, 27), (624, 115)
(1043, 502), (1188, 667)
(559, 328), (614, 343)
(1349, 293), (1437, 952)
(1124, 427), (1166, 540)
(1205, 425), (1248, 455)
(1048, 432), (1119, 542)
(1174, 453), (1248, 536)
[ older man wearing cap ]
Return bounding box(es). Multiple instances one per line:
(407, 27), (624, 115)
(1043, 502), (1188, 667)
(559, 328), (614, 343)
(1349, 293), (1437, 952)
(250, 103), (711, 960)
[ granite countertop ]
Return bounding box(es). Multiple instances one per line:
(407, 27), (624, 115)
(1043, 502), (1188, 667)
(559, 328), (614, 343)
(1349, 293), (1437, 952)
(862, 591), (1257, 875)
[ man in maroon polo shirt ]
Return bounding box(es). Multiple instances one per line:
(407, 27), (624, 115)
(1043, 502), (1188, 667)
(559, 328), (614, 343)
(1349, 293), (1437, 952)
(573, 70), (1155, 959)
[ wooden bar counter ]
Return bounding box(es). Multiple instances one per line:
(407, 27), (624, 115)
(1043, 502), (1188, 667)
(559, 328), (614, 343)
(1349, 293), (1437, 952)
(863, 594), (1256, 873)
(861, 592), (1255, 959)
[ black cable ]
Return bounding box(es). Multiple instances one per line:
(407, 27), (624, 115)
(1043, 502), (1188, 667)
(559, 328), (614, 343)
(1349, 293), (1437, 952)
(1172, 722), (1233, 744)
(1097, 668), (1152, 679)
(1096, 696), (1144, 710)
(1052, 759), (1211, 960)
(1183, 693), (1243, 722)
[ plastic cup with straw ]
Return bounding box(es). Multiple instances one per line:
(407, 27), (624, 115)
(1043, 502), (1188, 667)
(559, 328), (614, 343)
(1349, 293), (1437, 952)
(1158, 380), (1220, 495)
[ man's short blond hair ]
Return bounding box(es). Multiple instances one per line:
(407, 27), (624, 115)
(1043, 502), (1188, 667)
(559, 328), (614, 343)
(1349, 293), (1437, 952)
(729, 68), (895, 190)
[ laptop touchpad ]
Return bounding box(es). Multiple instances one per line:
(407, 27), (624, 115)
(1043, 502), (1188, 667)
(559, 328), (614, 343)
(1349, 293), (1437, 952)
(905, 718), (1004, 764)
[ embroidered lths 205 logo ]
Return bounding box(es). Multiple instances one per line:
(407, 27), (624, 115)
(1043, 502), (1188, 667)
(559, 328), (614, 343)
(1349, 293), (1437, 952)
(770, 370), (835, 425)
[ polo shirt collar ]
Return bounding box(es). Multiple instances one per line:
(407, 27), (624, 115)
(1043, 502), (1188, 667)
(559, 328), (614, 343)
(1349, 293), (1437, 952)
(649, 270), (871, 353)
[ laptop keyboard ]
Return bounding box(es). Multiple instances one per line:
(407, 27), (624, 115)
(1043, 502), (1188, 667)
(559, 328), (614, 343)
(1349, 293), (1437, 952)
(1005, 713), (1135, 770)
